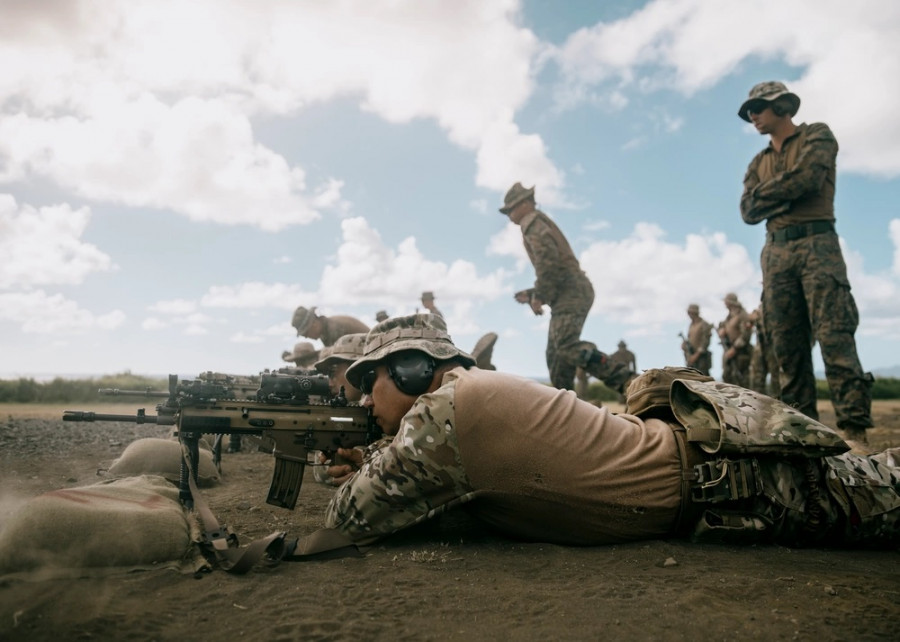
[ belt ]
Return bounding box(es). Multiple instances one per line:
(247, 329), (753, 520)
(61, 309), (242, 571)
(670, 427), (708, 537)
(767, 220), (834, 244)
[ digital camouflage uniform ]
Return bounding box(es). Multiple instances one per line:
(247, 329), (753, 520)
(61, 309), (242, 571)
(326, 365), (900, 548)
(741, 108), (873, 432)
(518, 207), (597, 391)
(718, 294), (753, 388)
(684, 309), (713, 376)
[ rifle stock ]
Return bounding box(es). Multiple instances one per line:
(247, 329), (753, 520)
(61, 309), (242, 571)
(63, 373), (378, 510)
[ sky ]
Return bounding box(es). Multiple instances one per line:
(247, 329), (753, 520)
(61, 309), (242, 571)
(1, 0), (899, 383)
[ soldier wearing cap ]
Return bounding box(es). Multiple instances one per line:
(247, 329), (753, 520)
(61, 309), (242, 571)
(500, 182), (632, 394)
(419, 291), (443, 319)
(682, 304), (712, 376)
(717, 293), (752, 388)
(281, 341), (320, 369)
(739, 81), (874, 443)
(322, 313), (900, 550)
(375, 310), (389, 323)
(313, 333), (368, 402)
(291, 306), (370, 347)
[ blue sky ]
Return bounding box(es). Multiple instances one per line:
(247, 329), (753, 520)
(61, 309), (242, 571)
(1, 0), (899, 381)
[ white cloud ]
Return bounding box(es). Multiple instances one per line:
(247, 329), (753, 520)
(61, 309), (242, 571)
(0, 0), (565, 220)
(319, 217), (509, 305)
(580, 222), (760, 327)
(552, 0), (900, 177)
(0, 290), (125, 333)
(0, 195), (113, 289)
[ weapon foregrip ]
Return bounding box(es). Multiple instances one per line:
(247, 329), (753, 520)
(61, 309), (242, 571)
(267, 456), (305, 510)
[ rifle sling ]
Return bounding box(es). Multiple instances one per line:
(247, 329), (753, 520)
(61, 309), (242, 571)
(186, 471), (365, 574)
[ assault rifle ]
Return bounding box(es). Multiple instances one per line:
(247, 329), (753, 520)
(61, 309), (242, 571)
(64, 372), (379, 510)
(678, 332), (695, 356)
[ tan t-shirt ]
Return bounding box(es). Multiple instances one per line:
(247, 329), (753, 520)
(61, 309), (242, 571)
(326, 367), (684, 545)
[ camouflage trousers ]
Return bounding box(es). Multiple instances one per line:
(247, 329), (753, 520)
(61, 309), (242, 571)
(721, 346), (751, 389)
(761, 232), (873, 430)
(546, 283), (594, 391)
(750, 341), (780, 397)
(690, 449), (900, 548)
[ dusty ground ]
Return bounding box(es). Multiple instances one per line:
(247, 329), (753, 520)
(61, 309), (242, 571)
(0, 400), (898, 641)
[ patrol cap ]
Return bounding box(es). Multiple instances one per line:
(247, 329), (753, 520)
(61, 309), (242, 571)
(723, 292), (740, 306)
(738, 81), (800, 122)
(499, 182), (535, 215)
(291, 306), (317, 336)
(282, 341), (319, 365)
(314, 333), (368, 373)
(345, 313), (476, 387)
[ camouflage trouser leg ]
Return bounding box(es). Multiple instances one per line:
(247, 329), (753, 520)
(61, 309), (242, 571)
(762, 233), (873, 428)
(722, 348), (751, 389)
(691, 352), (712, 377)
(547, 307), (591, 391)
(749, 345), (768, 394)
(690, 451), (900, 548)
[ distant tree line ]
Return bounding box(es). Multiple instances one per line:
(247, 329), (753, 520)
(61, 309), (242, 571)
(1, 373), (900, 404)
(0, 373), (167, 403)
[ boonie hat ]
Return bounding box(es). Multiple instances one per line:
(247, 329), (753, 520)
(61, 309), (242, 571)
(723, 292), (740, 306)
(314, 333), (368, 373)
(687, 303), (700, 314)
(499, 182), (535, 214)
(375, 310), (389, 322)
(345, 313), (476, 387)
(738, 81), (800, 122)
(282, 341), (319, 365)
(291, 306), (317, 336)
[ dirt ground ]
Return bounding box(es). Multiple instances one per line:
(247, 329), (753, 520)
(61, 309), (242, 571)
(0, 400), (898, 641)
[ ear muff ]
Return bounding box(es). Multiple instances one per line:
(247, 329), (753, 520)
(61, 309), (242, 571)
(387, 351), (435, 396)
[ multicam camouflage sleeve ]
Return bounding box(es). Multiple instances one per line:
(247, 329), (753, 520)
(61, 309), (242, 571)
(740, 123), (837, 225)
(324, 373), (478, 544)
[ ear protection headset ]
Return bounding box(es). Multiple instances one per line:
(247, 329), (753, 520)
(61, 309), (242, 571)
(387, 350), (435, 396)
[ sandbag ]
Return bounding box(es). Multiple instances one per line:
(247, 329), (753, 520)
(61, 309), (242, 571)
(107, 437), (219, 486)
(0, 475), (202, 577)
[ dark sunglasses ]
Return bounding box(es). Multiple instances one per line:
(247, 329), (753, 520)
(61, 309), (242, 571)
(359, 370), (377, 395)
(745, 100), (770, 116)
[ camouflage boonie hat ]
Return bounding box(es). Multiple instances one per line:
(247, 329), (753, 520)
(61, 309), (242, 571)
(282, 341), (319, 365)
(375, 310), (388, 322)
(723, 292), (740, 306)
(291, 306), (317, 336)
(687, 303), (700, 314)
(421, 291), (435, 300)
(738, 81), (800, 122)
(345, 313), (476, 387)
(499, 182), (535, 215)
(624, 366), (715, 418)
(314, 333), (368, 373)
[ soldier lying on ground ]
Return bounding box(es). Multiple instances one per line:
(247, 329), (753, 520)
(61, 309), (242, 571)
(321, 313), (900, 549)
